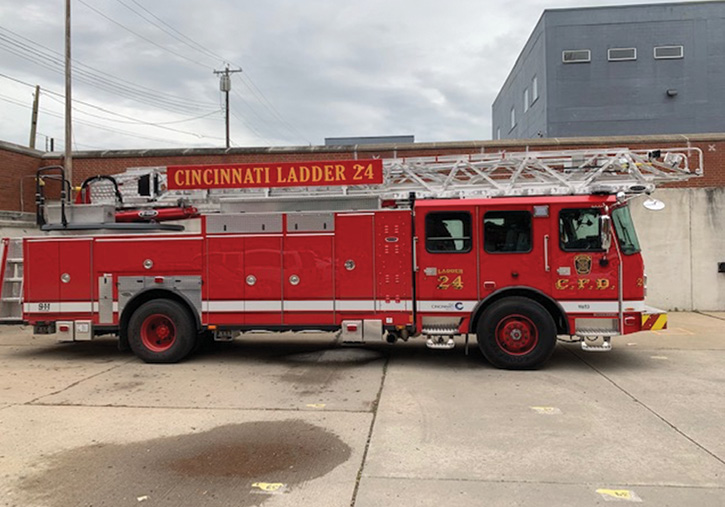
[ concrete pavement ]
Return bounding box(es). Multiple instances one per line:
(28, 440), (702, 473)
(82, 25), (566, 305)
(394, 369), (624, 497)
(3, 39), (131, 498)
(0, 313), (723, 506)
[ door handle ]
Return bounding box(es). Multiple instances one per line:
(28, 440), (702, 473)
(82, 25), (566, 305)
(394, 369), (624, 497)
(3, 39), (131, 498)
(544, 234), (550, 272)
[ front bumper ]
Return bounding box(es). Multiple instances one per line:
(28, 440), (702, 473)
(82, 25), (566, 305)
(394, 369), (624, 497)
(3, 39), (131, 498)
(641, 306), (668, 331)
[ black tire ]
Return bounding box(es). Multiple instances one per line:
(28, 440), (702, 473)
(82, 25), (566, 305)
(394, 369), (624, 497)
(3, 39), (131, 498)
(476, 297), (557, 370)
(127, 299), (197, 363)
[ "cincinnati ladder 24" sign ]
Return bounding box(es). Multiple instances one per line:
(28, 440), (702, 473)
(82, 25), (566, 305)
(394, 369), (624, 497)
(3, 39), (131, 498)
(167, 159), (383, 190)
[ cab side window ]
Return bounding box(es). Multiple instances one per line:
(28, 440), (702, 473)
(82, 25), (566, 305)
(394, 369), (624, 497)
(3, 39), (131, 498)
(559, 208), (602, 251)
(425, 212), (472, 253)
(484, 211), (532, 253)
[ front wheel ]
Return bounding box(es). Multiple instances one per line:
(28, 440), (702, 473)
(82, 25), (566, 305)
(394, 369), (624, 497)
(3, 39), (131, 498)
(128, 299), (197, 363)
(476, 297), (557, 369)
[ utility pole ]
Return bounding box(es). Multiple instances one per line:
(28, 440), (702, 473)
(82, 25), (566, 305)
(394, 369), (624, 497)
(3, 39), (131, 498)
(29, 85), (40, 149)
(213, 65), (242, 148)
(65, 0), (73, 188)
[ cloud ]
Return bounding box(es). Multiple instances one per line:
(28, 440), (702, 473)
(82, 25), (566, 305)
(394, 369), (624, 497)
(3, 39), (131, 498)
(0, 0), (688, 150)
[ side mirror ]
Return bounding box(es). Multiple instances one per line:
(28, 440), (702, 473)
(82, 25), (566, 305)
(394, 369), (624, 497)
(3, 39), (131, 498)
(600, 215), (612, 251)
(643, 198), (666, 211)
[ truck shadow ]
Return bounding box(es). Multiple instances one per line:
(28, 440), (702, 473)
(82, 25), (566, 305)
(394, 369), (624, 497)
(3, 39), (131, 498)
(6, 331), (651, 373)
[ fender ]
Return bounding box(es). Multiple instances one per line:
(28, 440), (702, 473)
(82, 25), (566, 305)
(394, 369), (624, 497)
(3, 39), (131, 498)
(119, 287), (202, 338)
(468, 286), (570, 335)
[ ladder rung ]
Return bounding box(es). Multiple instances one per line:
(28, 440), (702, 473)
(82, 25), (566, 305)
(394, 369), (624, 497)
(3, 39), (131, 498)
(2, 297), (21, 302)
(6, 258), (23, 263)
(5, 277), (23, 282)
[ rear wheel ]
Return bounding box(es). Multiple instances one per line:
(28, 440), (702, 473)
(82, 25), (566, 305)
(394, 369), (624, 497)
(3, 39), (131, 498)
(476, 297), (556, 369)
(128, 299), (196, 363)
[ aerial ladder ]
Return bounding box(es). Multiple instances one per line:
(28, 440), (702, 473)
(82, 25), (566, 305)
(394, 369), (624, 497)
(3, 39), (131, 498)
(35, 146), (702, 223)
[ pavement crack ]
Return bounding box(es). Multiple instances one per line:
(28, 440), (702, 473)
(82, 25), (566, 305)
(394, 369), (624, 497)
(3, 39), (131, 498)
(362, 474), (725, 489)
(24, 359), (134, 405)
(24, 402), (372, 414)
(697, 311), (725, 322)
(570, 349), (725, 468)
(350, 349), (390, 507)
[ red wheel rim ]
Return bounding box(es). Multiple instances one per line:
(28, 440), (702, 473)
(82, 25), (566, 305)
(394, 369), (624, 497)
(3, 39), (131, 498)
(495, 314), (538, 355)
(140, 314), (176, 352)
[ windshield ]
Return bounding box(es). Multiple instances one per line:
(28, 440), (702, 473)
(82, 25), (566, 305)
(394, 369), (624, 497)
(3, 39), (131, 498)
(612, 206), (641, 255)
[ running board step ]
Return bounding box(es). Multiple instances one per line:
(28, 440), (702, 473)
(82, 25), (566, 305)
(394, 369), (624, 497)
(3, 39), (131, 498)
(581, 337), (612, 352)
(426, 337), (455, 350)
(421, 327), (459, 336)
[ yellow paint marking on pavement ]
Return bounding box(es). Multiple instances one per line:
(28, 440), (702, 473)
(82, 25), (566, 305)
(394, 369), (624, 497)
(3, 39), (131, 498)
(650, 355), (669, 360)
(596, 488), (642, 502)
(252, 482), (287, 494)
(652, 327), (695, 336)
(306, 403), (326, 408)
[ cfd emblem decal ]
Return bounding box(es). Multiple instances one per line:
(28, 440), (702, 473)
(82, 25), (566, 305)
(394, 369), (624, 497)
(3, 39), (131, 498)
(574, 255), (592, 275)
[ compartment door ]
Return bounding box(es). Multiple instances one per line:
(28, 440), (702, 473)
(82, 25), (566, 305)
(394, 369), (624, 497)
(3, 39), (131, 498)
(283, 235), (334, 325)
(335, 213), (375, 316)
(59, 240), (93, 316)
(245, 236), (283, 325)
(24, 240), (60, 315)
(206, 237), (245, 325)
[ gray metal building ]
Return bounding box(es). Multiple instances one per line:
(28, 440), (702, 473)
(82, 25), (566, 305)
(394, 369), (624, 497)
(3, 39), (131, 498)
(492, 1), (725, 140)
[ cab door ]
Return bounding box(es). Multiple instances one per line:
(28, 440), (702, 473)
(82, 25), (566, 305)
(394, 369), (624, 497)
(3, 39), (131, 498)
(548, 206), (618, 302)
(479, 205), (552, 297)
(415, 206), (478, 314)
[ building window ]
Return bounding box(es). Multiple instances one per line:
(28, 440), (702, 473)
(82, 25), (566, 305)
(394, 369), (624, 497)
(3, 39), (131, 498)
(562, 49), (591, 63)
(654, 45), (684, 59)
(484, 211), (532, 253)
(524, 88), (529, 112)
(608, 47), (636, 61)
(531, 76), (538, 103)
(425, 212), (472, 253)
(510, 107), (516, 130)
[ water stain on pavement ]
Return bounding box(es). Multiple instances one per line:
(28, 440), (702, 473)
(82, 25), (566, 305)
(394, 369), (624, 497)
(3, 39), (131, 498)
(278, 348), (385, 395)
(16, 419), (352, 506)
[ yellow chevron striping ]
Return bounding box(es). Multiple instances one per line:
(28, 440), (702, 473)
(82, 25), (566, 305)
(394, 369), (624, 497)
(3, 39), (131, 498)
(651, 313), (668, 330)
(642, 313), (668, 330)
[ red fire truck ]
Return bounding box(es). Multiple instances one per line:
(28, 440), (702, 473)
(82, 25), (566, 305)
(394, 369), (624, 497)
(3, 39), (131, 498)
(0, 148), (699, 369)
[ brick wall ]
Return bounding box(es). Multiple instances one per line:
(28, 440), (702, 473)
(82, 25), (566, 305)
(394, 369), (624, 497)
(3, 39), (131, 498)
(2, 134), (724, 212)
(0, 142), (43, 213)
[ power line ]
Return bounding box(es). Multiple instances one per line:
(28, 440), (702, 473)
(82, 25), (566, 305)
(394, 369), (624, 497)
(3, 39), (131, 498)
(77, 0), (215, 70)
(234, 73), (310, 144)
(44, 93), (223, 137)
(0, 77), (226, 145)
(230, 87), (287, 141)
(0, 71), (210, 124)
(114, 0), (222, 65)
(100, 0), (310, 144)
(0, 25), (216, 108)
(0, 27), (217, 114)
(0, 93), (180, 146)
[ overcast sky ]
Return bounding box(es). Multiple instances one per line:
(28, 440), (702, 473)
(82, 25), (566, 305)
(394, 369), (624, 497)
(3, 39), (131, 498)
(0, 0), (688, 151)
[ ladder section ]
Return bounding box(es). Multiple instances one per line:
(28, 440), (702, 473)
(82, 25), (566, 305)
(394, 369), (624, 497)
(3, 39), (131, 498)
(379, 147), (703, 200)
(72, 147), (704, 208)
(0, 238), (23, 322)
